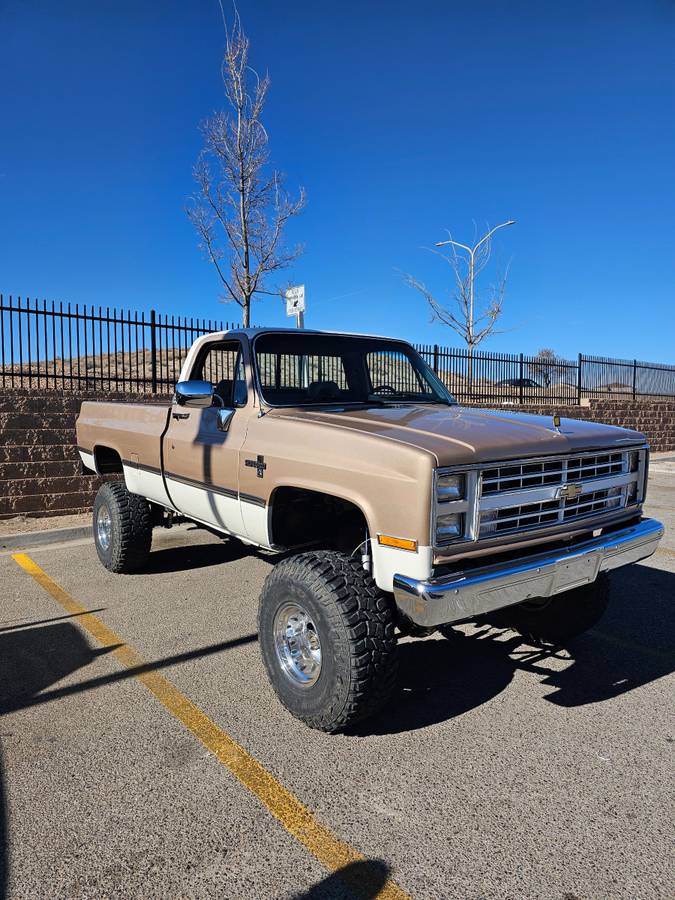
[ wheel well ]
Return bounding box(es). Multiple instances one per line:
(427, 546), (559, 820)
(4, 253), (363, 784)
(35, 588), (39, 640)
(270, 487), (368, 555)
(94, 446), (123, 474)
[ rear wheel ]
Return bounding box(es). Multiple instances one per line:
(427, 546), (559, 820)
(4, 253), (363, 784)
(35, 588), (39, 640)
(258, 551), (398, 732)
(487, 574), (611, 647)
(93, 481), (153, 573)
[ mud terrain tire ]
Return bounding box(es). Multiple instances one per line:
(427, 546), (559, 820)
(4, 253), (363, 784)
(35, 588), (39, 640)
(93, 481), (153, 574)
(258, 551), (398, 732)
(495, 573), (610, 647)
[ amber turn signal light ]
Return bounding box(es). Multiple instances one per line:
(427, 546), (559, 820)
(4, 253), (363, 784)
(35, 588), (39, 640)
(377, 534), (418, 552)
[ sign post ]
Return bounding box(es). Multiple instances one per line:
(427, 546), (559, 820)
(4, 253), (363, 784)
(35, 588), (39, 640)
(285, 285), (305, 328)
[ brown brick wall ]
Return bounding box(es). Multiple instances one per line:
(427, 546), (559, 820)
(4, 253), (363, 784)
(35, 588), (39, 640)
(500, 401), (675, 452)
(0, 389), (673, 520)
(0, 389), (170, 520)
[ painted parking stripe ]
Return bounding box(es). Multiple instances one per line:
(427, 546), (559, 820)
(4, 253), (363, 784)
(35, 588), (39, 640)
(11, 553), (410, 900)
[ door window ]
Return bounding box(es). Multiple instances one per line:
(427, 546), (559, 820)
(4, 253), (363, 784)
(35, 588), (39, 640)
(193, 341), (247, 407)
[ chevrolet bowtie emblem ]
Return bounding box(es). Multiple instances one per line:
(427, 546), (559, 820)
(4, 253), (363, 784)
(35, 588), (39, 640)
(559, 483), (583, 500)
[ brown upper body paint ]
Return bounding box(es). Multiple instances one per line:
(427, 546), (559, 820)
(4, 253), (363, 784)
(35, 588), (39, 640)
(76, 329), (647, 558)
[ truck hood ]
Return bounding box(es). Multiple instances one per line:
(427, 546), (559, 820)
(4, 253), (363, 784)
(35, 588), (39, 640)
(272, 404), (645, 466)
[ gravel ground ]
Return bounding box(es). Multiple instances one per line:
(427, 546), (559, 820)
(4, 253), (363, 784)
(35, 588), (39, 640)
(0, 512), (91, 537)
(0, 471), (673, 899)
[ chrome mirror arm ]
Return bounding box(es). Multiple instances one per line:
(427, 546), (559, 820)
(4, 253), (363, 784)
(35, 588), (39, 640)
(217, 408), (235, 433)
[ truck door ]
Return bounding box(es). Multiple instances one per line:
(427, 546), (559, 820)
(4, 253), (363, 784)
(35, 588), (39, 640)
(163, 339), (249, 536)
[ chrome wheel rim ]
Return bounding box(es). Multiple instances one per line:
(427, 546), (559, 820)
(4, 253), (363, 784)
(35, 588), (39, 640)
(273, 602), (322, 687)
(96, 504), (112, 551)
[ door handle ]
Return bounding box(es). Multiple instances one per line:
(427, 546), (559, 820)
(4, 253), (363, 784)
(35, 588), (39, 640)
(172, 412), (190, 420)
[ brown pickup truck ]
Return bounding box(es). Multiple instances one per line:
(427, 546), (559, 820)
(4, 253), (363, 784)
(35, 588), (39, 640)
(76, 328), (664, 731)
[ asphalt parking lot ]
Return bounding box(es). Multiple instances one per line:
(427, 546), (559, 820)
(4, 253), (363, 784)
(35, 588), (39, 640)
(1, 465), (674, 900)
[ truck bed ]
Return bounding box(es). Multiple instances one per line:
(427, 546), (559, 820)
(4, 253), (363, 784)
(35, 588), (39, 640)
(76, 401), (174, 510)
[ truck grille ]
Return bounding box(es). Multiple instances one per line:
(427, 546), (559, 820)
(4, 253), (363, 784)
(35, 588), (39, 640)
(481, 451), (625, 495)
(477, 448), (641, 539)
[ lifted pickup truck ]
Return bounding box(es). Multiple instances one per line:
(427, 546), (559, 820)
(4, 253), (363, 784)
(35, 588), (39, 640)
(77, 329), (664, 731)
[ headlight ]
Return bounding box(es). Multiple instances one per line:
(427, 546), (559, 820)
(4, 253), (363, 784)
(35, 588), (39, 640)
(434, 468), (475, 545)
(436, 512), (464, 539)
(437, 473), (465, 501)
(626, 447), (648, 504)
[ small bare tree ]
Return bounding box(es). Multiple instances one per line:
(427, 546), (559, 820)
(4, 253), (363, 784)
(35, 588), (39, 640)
(404, 221), (515, 384)
(187, 14), (305, 326)
(528, 348), (557, 387)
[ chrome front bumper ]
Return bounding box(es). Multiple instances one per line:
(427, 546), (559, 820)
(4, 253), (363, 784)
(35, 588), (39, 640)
(393, 518), (664, 628)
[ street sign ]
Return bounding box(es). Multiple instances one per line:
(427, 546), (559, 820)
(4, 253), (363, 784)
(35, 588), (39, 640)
(285, 285), (305, 317)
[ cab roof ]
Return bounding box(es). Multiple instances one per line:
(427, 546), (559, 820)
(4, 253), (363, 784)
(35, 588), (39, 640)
(216, 327), (401, 341)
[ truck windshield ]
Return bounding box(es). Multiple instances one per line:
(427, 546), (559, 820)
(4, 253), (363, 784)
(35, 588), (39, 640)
(253, 333), (456, 407)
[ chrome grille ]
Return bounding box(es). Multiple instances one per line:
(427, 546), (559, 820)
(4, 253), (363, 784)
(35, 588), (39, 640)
(567, 453), (624, 482)
(482, 451), (624, 495)
(487, 499), (561, 533)
(482, 487), (625, 537)
(476, 448), (644, 540)
(562, 487), (623, 519)
(434, 446), (647, 547)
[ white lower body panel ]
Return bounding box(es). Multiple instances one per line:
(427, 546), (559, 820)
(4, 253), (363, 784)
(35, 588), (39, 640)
(123, 465), (177, 510)
(370, 539), (433, 594)
(79, 449), (96, 472)
(241, 502), (273, 548)
(164, 477), (246, 537)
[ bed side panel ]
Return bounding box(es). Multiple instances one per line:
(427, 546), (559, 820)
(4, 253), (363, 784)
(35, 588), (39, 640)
(76, 401), (174, 508)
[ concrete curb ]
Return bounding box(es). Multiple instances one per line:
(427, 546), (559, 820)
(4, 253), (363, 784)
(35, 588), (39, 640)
(0, 525), (93, 551)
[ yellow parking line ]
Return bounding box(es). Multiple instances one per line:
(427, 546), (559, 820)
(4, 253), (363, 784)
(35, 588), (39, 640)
(12, 553), (410, 900)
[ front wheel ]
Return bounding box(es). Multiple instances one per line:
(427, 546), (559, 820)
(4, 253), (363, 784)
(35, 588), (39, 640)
(493, 574), (610, 647)
(93, 481), (153, 573)
(258, 551), (398, 732)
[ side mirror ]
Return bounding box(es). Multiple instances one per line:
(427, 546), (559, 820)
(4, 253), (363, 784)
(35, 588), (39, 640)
(175, 380), (214, 409)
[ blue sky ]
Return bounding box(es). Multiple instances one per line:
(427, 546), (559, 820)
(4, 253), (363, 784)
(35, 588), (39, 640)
(1, 0), (674, 362)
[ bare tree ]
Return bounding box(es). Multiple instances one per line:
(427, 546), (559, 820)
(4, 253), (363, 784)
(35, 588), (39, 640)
(187, 13), (305, 326)
(528, 348), (557, 387)
(404, 221), (515, 383)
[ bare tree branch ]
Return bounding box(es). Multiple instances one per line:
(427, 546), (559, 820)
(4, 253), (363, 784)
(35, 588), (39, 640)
(187, 14), (305, 326)
(528, 348), (557, 388)
(403, 221), (515, 380)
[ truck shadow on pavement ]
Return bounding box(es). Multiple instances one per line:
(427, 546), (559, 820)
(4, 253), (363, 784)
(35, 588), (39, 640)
(0, 618), (118, 898)
(292, 859), (392, 900)
(0, 621), (257, 718)
(355, 562), (675, 736)
(142, 533), (251, 574)
(0, 616), (258, 894)
(0, 620), (119, 717)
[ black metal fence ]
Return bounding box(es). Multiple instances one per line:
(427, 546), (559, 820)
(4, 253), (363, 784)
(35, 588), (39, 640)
(1, 294), (674, 403)
(414, 344), (675, 404)
(0, 295), (238, 393)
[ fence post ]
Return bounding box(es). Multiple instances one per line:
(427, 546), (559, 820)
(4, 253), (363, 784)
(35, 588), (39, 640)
(577, 353), (582, 405)
(519, 353), (524, 404)
(632, 359), (637, 400)
(433, 344), (439, 374)
(150, 309), (157, 393)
